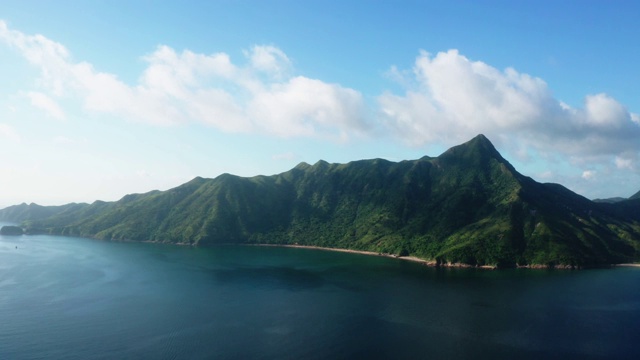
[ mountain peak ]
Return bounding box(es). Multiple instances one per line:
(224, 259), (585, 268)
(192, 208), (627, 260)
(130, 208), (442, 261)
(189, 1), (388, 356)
(439, 134), (501, 162)
(433, 134), (524, 181)
(294, 162), (311, 170)
(465, 133), (498, 152)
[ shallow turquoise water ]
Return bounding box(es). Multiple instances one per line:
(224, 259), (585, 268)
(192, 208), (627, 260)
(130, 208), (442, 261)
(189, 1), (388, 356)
(1, 231), (639, 359)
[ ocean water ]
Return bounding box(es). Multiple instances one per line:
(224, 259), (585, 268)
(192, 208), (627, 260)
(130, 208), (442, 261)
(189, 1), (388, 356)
(1, 231), (639, 359)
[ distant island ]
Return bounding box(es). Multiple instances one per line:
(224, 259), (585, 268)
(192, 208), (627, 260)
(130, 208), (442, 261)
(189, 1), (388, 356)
(1, 134), (639, 268)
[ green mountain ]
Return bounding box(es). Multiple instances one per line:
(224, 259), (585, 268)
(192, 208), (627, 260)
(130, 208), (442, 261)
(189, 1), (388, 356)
(0, 202), (87, 223)
(2, 134), (639, 267)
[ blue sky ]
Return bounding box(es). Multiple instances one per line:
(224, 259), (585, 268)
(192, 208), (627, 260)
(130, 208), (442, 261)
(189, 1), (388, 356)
(1, 0), (639, 207)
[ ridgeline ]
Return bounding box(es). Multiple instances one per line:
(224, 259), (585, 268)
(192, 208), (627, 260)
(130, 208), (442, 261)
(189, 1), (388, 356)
(2, 134), (639, 268)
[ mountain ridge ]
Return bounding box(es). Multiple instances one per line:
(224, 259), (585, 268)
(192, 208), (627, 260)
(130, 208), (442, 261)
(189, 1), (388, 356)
(2, 134), (639, 268)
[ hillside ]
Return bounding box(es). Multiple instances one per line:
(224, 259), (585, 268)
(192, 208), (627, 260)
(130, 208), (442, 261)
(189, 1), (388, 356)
(594, 190), (640, 203)
(0, 202), (87, 223)
(2, 134), (639, 267)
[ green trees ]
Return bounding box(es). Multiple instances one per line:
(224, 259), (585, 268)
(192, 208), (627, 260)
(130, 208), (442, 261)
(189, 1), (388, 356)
(0, 225), (23, 235)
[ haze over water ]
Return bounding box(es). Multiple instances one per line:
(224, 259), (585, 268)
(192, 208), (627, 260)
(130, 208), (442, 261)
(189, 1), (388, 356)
(1, 229), (639, 359)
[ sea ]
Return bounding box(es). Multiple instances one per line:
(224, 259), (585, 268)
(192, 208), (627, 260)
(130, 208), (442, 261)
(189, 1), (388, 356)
(1, 227), (639, 359)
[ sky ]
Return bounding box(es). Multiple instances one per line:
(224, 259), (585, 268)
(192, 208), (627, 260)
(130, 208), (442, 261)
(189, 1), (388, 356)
(1, 0), (639, 207)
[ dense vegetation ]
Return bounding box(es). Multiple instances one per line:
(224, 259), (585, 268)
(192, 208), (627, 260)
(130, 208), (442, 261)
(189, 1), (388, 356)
(2, 134), (639, 267)
(0, 225), (23, 235)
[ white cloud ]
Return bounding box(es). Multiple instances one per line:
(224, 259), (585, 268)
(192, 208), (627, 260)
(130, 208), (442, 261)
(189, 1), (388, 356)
(249, 76), (366, 140)
(614, 152), (637, 170)
(26, 91), (65, 120)
(583, 93), (628, 128)
(0, 21), (367, 141)
(2, 20), (639, 188)
(581, 170), (596, 180)
(615, 157), (633, 170)
(0, 123), (20, 142)
(246, 45), (292, 79)
(379, 49), (640, 163)
(379, 50), (559, 145)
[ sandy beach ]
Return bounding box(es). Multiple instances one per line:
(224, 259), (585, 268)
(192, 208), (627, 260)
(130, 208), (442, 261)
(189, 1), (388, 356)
(244, 244), (493, 268)
(246, 243), (640, 270)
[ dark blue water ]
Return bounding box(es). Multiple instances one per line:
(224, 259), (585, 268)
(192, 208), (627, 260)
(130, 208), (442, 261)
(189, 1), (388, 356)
(1, 230), (639, 359)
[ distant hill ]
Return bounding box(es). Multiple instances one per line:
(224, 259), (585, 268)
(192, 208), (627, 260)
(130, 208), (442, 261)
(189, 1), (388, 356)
(0, 202), (87, 223)
(593, 197), (627, 204)
(594, 190), (640, 203)
(2, 134), (639, 268)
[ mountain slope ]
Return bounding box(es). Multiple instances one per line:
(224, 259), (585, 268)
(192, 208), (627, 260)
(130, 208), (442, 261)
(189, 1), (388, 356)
(0, 202), (88, 223)
(2, 134), (639, 267)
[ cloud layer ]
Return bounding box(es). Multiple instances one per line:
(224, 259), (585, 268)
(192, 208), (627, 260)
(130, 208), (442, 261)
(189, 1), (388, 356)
(379, 50), (640, 165)
(1, 21), (639, 174)
(0, 21), (367, 141)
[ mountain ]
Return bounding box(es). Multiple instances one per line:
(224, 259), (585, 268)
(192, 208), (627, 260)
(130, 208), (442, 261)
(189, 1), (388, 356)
(593, 197), (627, 204)
(594, 190), (640, 203)
(0, 202), (87, 223)
(2, 134), (639, 267)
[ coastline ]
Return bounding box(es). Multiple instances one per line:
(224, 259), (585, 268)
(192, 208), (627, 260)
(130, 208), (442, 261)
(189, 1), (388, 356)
(246, 243), (499, 269)
(9, 232), (640, 270)
(244, 244), (639, 270)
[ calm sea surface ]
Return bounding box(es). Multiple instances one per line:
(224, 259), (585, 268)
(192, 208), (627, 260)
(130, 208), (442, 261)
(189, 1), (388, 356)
(1, 229), (639, 359)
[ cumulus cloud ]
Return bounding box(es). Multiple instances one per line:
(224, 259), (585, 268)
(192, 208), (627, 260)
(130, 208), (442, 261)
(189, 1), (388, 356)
(583, 93), (628, 128)
(249, 76), (366, 139)
(246, 45), (292, 79)
(379, 49), (640, 167)
(0, 21), (367, 141)
(2, 21), (639, 175)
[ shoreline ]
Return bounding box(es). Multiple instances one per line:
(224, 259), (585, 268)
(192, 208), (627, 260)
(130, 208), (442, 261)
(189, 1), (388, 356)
(11, 233), (640, 270)
(244, 244), (640, 270)
(245, 244), (499, 269)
